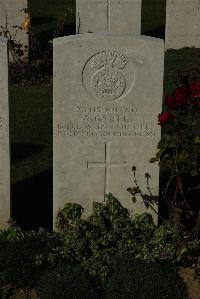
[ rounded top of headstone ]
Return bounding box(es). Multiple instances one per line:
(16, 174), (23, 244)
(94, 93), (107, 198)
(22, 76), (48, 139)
(53, 33), (164, 47)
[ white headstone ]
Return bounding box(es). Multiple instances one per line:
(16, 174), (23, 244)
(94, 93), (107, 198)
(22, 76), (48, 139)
(0, 0), (28, 59)
(165, 0), (200, 49)
(53, 34), (164, 225)
(76, 0), (142, 34)
(0, 38), (10, 228)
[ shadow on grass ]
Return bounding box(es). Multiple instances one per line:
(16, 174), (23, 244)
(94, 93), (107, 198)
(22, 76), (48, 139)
(11, 143), (45, 162)
(58, 22), (76, 36)
(29, 22), (75, 57)
(143, 26), (165, 40)
(31, 16), (57, 26)
(11, 168), (53, 230)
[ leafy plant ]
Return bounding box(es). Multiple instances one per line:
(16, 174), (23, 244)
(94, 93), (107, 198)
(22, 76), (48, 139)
(52, 194), (156, 279)
(53, 194), (200, 279)
(56, 203), (83, 232)
(137, 221), (197, 263)
(0, 195), (199, 296)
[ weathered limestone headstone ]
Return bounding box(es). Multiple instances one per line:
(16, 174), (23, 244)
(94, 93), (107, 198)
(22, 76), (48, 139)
(53, 34), (164, 224)
(0, 0), (28, 59)
(76, 0), (142, 34)
(165, 0), (200, 49)
(0, 38), (10, 228)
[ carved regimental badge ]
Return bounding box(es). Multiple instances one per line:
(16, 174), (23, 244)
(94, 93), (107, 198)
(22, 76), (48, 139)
(82, 51), (135, 101)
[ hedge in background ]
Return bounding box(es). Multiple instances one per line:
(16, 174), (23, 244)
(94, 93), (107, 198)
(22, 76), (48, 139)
(0, 228), (62, 297)
(36, 263), (101, 299)
(103, 255), (187, 299)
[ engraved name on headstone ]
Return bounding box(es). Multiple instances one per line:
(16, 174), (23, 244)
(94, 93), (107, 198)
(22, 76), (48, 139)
(76, 0), (142, 34)
(0, 38), (10, 228)
(53, 34), (164, 225)
(165, 0), (200, 49)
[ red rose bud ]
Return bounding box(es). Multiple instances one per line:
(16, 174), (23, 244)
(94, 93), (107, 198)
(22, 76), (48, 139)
(158, 112), (171, 125)
(189, 82), (200, 107)
(189, 82), (200, 98)
(166, 85), (189, 109)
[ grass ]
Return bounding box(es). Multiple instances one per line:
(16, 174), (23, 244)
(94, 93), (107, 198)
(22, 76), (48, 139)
(10, 84), (52, 183)
(10, 0), (200, 229)
(164, 48), (200, 96)
(29, 0), (75, 33)
(142, 0), (166, 36)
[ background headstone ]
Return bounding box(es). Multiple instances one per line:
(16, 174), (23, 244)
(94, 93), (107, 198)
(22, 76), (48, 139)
(53, 34), (164, 225)
(76, 0), (142, 34)
(0, 0), (28, 59)
(165, 0), (200, 49)
(0, 38), (10, 228)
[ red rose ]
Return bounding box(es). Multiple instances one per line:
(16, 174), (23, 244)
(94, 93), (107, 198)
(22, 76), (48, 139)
(158, 112), (171, 125)
(166, 86), (189, 109)
(189, 82), (200, 107)
(190, 82), (200, 98)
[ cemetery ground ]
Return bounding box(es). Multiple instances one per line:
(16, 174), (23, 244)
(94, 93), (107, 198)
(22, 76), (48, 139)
(1, 0), (200, 298)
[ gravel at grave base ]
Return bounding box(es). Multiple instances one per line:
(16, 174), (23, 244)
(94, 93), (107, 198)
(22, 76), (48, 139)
(179, 267), (200, 299)
(9, 289), (39, 299)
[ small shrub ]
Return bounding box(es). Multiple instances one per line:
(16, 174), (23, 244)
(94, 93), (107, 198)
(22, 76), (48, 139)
(36, 263), (101, 299)
(103, 255), (187, 299)
(54, 194), (156, 279)
(0, 227), (62, 296)
(0, 196), (199, 296)
(52, 194), (200, 279)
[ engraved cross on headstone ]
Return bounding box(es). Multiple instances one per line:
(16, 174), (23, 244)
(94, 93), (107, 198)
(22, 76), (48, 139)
(87, 142), (127, 196)
(96, 0), (121, 30)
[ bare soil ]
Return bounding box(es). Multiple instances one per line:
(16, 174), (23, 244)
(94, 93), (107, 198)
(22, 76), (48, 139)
(179, 267), (200, 299)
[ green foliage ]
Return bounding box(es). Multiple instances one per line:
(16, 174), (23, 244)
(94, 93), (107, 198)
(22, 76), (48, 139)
(103, 255), (187, 299)
(52, 195), (199, 279)
(0, 195), (199, 296)
(56, 202), (83, 232)
(137, 221), (200, 263)
(36, 264), (101, 299)
(52, 194), (156, 279)
(0, 227), (62, 296)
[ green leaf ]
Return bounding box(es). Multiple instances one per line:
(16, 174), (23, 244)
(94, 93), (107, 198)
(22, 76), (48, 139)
(190, 170), (198, 177)
(194, 136), (200, 144)
(177, 247), (187, 262)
